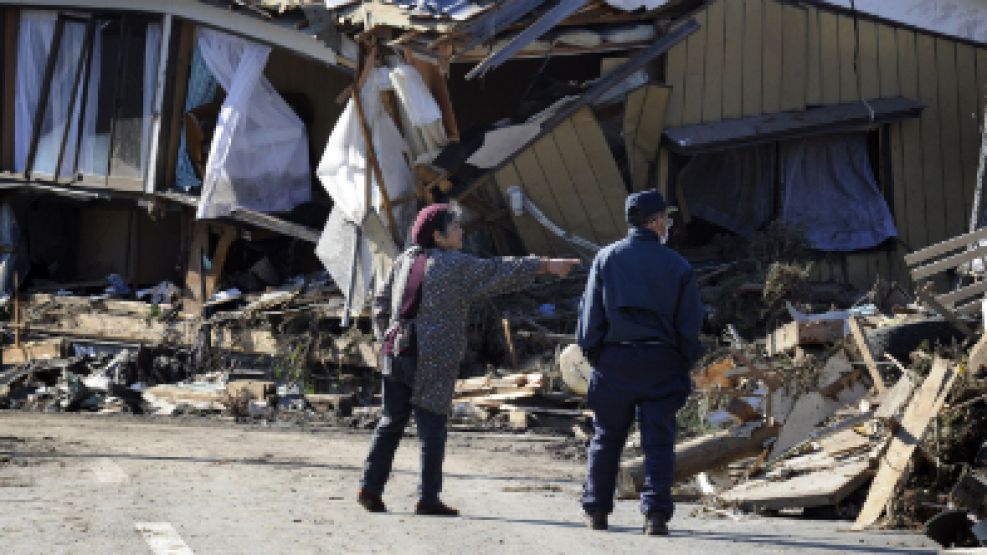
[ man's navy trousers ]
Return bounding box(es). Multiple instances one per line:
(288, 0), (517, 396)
(581, 343), (691, 518)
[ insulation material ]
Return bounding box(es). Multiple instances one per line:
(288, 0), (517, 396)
(603, 0), (670, 11)
(552, 29), (602, 48)
(196, 29), (311, 219)
(602, 24), (656, 43)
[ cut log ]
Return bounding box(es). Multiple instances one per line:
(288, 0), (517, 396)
(853, 357), (960, 530)
(616, 423), (780, 498)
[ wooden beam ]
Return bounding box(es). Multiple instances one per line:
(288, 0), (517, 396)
(853, 357), (959, 530)
(847, 317), (887, 394)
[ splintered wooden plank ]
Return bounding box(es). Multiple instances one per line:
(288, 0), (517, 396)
(837, 14), (857, 102)
(682, 8), (707, 125)
(493, 162), (555, 255)
(780, 2), (806, 112)
(876, 23), (899, 98)
(956, 43), (980, 226)
(936, 39), (965, 240)
(720, 457), (871, 510)
(847, 317), (887, 394)
(819, 429), (871, 457)
(761, 0), (782, 113)
(805, 6), (822, 106)
(742, 0), (764, 116)
(531, 133), (600, 245)
(551, 119), (621, 242)
(625, 85), (670, 192)
(874, 372), (917, 420)
(896, 29), (926, 249)
(722, 0), (744, 119)
(769, 381), (870, 460)
(664, 41), (687, 127)
(853, 358), (959, 530)
(818, 10), (840, 105)
(569, 106), (627, 242)
(702, 0), (725, 123)
(857, 19), (880, 99)
(917, 33), (946, 246)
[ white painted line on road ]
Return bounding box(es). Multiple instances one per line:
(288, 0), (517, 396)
(135, 522), (195, 555)
(91, 458), (129, 483)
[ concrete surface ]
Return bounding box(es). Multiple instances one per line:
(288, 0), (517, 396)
(0, 412), (937, 554)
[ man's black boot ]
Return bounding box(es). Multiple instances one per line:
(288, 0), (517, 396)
(584, 511), (608, 531)
(643, 513), (668, 536)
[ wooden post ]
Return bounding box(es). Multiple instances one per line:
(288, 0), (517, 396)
(13, 271), (19, 348)
(502, 318), (518, 370)
(351, 85), (400, 244)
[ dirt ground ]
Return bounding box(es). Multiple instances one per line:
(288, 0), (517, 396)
(0, 412), (936, 554)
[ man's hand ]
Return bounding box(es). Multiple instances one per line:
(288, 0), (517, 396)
(539, 258), (581, 277)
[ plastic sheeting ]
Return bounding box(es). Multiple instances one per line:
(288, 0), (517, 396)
(680, 133), (896, 251)
(196, 29), (311, 219)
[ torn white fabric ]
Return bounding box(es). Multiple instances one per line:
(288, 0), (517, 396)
(317, 67), (416, 237)
(316, 66), (415, 315)
(602, 24), (656, 44)
(388, 64), (448, 157)
(140, 23), (162, 180)
(196, 28), (311, 219)
(0, 202), (26, 296)
(552, 29), (602, 48)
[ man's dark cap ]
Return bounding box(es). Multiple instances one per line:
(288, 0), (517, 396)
(625, 190), (675, 226)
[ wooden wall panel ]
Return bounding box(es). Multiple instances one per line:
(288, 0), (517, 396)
(551, 122), (620, 243)
(530, 136), (592, 242)
(934, 39), (966, 239)
(916, 33), (946, 246)
(837, 15), (858, 102)
(876, 23), (899, 98)
(895, 29), (926, 251)
(682, 8), (708, 125)
(570, 107), (628, 235)
(857, 19), (880, 99)
(760, 0), (782, 113)
(702, 0), (725, 123)
(722, 0), (744, 119)
(780, 3), (807, 112)
(624, 85), (670, 192)
(818, 11), (841, 105)
(664, 39), (687, 128)
(741, 0), (763, 117)
(805, 6), (822, 106)
(956, 43), (980, 232)
(493, 163), (555, 255)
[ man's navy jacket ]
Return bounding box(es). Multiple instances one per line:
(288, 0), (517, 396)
(576, 227), (704, 368)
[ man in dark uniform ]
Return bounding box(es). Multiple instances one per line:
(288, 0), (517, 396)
(576, 190), (704, 536)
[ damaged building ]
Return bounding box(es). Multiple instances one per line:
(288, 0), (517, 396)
(0, 0), (987, 544)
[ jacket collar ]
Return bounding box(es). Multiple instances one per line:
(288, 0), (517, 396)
(628, 227), (662, 242)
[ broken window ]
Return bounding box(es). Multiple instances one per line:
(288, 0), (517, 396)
(679, 132), (896, 252)
(12, 10), (161, 188)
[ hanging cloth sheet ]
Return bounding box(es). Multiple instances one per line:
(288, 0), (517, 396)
(779, 133), (896, 251)
(679, 133), (896, 251)
(195, 28), (311, 219)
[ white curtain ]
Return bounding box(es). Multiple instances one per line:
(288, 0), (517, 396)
(195, 28), (311, 219)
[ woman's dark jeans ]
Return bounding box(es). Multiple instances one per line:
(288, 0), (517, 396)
(360, 376), (448, 502)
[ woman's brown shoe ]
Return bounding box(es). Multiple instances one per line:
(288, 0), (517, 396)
(357, 489), (387, 513)
(414, 499), (459, 516)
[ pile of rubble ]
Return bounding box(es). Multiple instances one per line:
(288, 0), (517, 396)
(608, 298), (987, 548)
